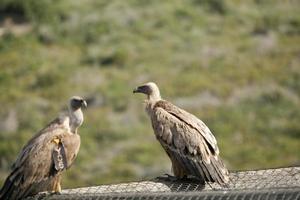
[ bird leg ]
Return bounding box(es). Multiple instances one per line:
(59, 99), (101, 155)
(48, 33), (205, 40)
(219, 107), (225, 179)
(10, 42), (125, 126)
(52, 176), (62, 194)
(54, 182), (62, 194)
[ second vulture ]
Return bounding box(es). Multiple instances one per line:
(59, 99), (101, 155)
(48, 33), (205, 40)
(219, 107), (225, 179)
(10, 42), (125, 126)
(133, 82), (229, 185)
(0, 96), (87, 200)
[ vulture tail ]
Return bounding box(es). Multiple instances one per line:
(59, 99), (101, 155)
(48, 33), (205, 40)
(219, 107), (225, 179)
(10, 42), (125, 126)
(0, 167), (27, 200)
(171, 148), (209, 183)
(178, 151), (229, 186)
(195, 160), (214, 182)
(209, 155), (229, 186)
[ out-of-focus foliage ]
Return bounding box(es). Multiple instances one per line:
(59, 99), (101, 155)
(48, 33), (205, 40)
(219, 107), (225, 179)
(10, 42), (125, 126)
(0, 0), (66, 23)
(0, 0), (299, 189)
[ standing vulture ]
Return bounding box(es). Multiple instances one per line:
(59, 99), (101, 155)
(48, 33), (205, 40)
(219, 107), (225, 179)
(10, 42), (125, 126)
(0, 96), (87, 200)
(133, 82), (229, 185)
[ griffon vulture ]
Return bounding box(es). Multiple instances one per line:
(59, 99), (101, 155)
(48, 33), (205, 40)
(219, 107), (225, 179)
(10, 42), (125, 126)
(0, 96), (87, 200)
(133, 82), (229, 185)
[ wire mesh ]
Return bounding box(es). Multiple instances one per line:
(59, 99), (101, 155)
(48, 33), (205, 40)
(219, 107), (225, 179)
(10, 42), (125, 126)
(26, 166), (300, 200)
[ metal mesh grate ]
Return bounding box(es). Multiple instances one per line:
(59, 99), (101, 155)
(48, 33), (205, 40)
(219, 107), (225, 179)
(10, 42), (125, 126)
(26, 167), (300, 200)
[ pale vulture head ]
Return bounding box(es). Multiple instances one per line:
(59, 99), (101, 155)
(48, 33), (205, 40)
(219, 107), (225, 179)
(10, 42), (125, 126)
(69, 96), (87, 111)
(133, 82), (161, 101)
(68, 96), (87, 133)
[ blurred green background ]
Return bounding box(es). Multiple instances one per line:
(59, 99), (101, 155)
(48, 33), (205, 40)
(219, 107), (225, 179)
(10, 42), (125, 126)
(0, 0), (299, 189)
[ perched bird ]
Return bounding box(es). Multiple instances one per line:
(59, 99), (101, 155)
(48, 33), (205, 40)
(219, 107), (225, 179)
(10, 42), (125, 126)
(133, 82), (229, 185)
(0, 96), (87, 200)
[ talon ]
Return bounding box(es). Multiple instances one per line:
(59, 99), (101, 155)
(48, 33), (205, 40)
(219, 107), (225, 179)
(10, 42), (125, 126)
(164, 174), (179, 181)
(53, 191), (61, 195)
(50, 191), (61, 195)
(163, 173), (173, 178)
(180, 175), (188, 180)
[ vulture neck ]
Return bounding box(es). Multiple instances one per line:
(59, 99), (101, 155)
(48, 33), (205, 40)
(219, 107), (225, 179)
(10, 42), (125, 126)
(147, 92), (161, 103)
(69, 108), (84, 134)
(145, 93), (161, 113)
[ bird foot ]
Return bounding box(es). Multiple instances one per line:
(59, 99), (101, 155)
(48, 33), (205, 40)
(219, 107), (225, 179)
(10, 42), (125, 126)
(51, 191), (61, 195)
(157, 174), (205, 184)
(34, 191), (59, 199)
(177, 175), (199, 183)
(36, 191), (50, 197)
(159, 173), (181, 182)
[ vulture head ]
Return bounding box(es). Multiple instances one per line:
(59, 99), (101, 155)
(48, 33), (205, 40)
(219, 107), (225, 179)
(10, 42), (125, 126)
(133, 82), (161, 101)
(69, 96), (87, 133)
(69, 96), (87, 111)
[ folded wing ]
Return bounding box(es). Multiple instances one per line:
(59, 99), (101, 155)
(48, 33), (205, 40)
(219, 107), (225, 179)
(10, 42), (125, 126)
(151, 100), (229, 185)
(0, 116), (70, 200)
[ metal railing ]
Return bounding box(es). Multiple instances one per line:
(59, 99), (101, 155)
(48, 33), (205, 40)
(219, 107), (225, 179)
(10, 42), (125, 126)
(26, 166), (300, 200)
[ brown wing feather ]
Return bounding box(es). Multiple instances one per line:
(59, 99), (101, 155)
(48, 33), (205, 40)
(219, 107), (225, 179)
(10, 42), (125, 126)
(62, 133), (81, 169)
(0, 116), (71, 200)
(151, 100), (229, 185)
(154, 100), (219, 154)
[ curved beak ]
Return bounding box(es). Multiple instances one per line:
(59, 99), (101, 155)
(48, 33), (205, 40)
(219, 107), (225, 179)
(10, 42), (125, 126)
(81, 100), (87, 108)
(133, 87), (140, 93)
(133, 85), (147, 94)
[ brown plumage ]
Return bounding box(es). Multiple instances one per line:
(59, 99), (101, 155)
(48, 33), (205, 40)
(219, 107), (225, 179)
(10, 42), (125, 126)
(0, 96), (87, 200)
(133, 82), (229, 185)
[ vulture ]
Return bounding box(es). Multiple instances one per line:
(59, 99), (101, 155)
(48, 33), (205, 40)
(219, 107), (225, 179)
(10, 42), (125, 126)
(0, 96), (87, 200)
(133, 82), (229, 185)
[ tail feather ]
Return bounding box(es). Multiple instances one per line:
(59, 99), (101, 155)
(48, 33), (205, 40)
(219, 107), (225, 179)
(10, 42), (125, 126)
(0, 177), (14, 200)
(210, 155), (229, 185)
(189, 159), (203, 178)
(173, 151), (194, 175)
(198, 160), (214, 182)
(0, 169), (23, 200)
(173, 150), (229, 186)
(192, 160), (206, 180)
(208, 160), (224, 184)
(172, 148), (214, 183)
(0, 176), (18, 200)
(165, 143), (229, 186)
(18, 183), (35, 200)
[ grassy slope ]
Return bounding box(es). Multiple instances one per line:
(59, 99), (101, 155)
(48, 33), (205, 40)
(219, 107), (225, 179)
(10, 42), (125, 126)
(0, 0), (299, 188)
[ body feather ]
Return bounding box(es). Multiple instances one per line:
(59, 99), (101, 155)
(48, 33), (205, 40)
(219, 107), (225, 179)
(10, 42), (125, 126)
(0, 116), (81, 200)
(149, 100), (229, 185)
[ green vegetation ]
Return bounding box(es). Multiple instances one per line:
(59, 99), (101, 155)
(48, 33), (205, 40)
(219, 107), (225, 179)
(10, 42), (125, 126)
(0, 0), (299, 188)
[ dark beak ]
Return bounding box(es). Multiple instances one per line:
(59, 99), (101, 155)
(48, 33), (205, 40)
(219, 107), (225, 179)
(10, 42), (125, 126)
(81, 100), (87, 108)
(133, 87), (140, 93)
(133, 85), (147, 94)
